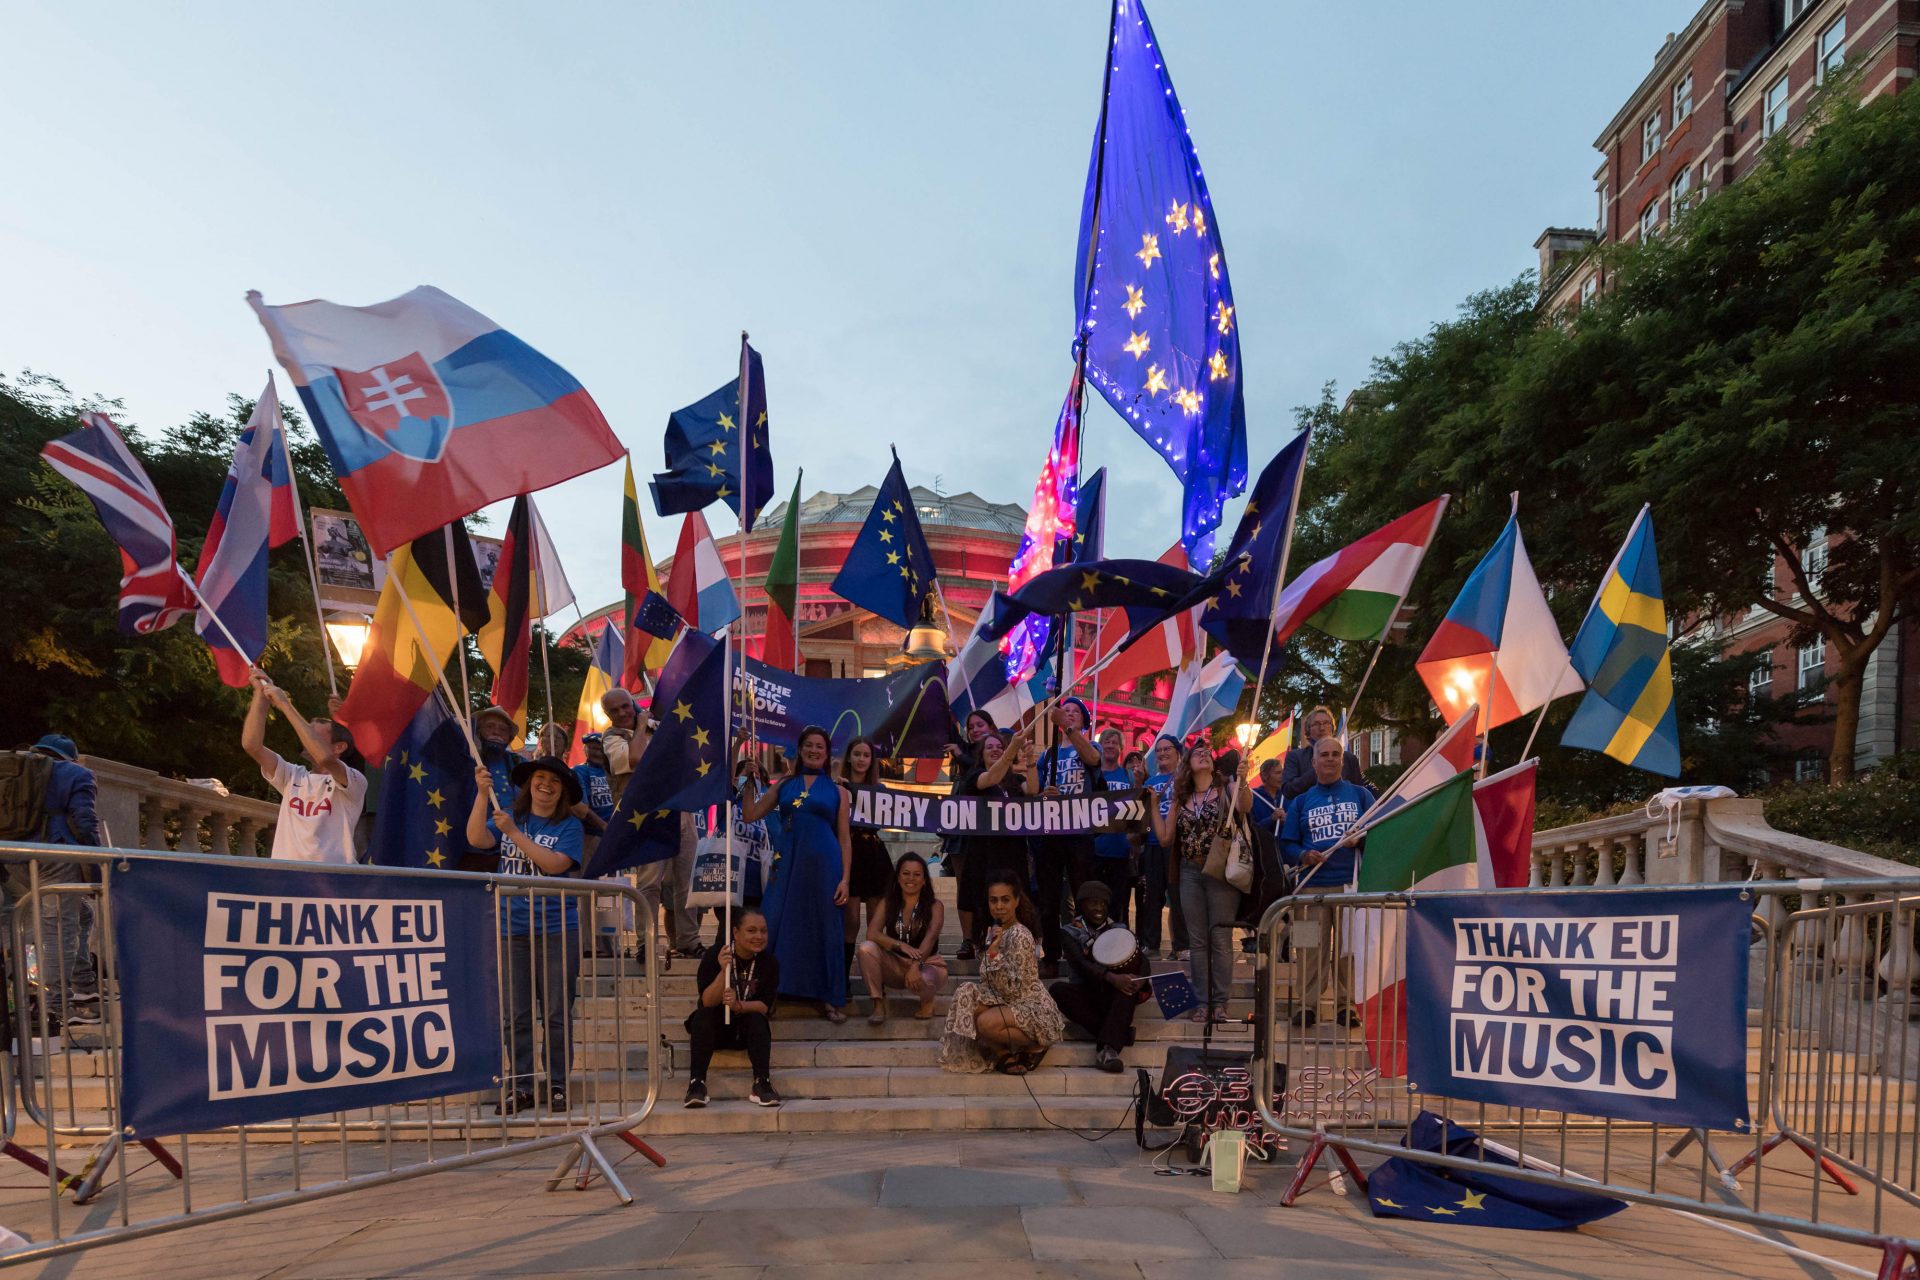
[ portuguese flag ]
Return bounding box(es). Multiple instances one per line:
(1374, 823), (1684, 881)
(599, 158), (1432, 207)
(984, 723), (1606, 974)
(1347, 761), (1536, 1076)
(1272, 496), (1448, 647)
(761, 472), (803, 672)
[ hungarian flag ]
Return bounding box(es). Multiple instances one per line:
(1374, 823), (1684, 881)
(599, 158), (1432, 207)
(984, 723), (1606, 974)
(336, 522), (487, 764)
(620, 458), (673, 690)
(476, 496), (534, 736)
(1348, 762), (1537, 1077)
(1271, 497), (1448, 648)
(761, 472), (803, 671)
(566, 623), (625, 766)
(1083, 542), (1202, 691)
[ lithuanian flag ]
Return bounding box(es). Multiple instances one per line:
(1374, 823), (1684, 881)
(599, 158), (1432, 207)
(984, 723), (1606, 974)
(620, 458), (674, 690)
(476, 496), (534, 736)
(336, 522), (487, 764)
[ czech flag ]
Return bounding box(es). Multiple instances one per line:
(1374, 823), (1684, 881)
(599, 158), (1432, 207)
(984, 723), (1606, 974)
(249, 285), (623, 554)
(1415, 514), (1578, 732)
(194, 379), (300, 686)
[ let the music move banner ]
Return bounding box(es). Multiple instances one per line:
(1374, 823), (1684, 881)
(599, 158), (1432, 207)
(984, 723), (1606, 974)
(846, 784), (1152, 836)
(112, 858), (502, 1138)
(1403, 886), (1751, 1132)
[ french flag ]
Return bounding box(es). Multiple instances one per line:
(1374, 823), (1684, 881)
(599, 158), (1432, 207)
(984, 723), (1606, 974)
(249, 285), (623, 554)
(194, 380), (300, 686)
(665, 511), (741, 634)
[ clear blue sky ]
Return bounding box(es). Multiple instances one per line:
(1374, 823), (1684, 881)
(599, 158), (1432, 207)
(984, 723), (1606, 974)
(3, 1), (1689, 616)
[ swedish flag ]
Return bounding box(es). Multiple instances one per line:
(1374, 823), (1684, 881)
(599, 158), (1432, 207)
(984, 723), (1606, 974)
(1561, 506), (1680, 777)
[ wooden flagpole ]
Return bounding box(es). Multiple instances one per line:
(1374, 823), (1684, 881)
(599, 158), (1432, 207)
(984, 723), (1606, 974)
(266, 373), (341, 698)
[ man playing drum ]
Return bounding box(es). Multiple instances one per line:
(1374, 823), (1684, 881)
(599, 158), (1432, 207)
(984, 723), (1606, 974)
(1049, 880), (1150, 1073)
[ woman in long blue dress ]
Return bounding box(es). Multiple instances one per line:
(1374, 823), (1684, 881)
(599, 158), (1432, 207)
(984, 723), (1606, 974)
(742, 725), (852, 1022)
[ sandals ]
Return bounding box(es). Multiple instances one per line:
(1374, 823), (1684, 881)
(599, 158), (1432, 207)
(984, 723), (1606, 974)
(995, 1048), (1043, 1076)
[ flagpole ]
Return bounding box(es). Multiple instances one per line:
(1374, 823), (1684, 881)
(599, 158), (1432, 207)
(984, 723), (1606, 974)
(728, 332), (752, 1025)
(266, 374), (340, 698)
(1241, 428), (1313, 770)
(1343, 706), (1478, 841)
(444, 526), (476, 726)
(792, 467), (804, 672)
(1342, 494), (1451, 726)
(537, 620), (556, 745)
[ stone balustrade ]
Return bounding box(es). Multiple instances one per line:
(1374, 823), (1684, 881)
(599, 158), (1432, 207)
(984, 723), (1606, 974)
(83, 757), (277, 857)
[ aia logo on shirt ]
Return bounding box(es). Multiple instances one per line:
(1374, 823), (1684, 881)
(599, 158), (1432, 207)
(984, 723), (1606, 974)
(287, 792), (334, 819)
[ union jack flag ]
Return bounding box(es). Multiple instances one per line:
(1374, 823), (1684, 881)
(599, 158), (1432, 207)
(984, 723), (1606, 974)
(41, 414), (197, 635)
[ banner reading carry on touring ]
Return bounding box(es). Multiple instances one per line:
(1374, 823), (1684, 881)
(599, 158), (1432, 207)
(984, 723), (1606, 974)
(112, 857), (502, 1138)
(846, 784), (1152, 836)
(1403, 886), (1751, 1132)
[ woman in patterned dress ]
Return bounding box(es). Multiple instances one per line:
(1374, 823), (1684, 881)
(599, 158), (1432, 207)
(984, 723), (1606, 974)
(744, 725), (852, 1023)
(940, 875), (1064, 1075)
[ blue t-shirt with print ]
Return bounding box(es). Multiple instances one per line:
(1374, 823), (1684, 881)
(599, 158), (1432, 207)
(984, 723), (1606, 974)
(574, 763), (615, 825)
(1095, 767), (1133, 860)
(1144, 772), (1175, 848)
(1278, 779), (1375, 890)
(488, 812), (583, 934)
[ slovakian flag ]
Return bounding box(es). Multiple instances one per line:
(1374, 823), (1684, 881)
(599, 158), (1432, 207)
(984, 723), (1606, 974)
(665, 511), (741, 634)
(1271, 497), (1449, 649)
(761, 472), (804, 672)
(249, 285), (623, 555)
(476, 496), (534, 736)
(1416, 513), (1579, 732)
(1083, 541), (1202, 691)
(192, 379), (301, 685)
(1002, 368), (1084, 682)
(566, 623), (625, 767)
(1348, 762), (1535, 1077)
(336, 523), (488, 764)
(620, 458), (674, 690)
(41, 413), (198, 635)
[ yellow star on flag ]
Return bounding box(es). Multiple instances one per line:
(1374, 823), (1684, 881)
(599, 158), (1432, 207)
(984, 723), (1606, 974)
(655, 809), (670, 819)
(1193, 207), (1208, 237)
(1426, 1206), (1458, 1217)
(1136, 233), (1161, 267)
(434, 818), (451, 836)
(708, 439), (728, 456)
(878, 528), (893, 543)
(692, 726), (711, 748)
(627, 809), (648, 829)
(757, 411), (767, 426)
(886, 551), (901, 565)
(673, 700), (693, 722)
(1456, 1191), (1487, 1211)
(881, 508), (896, 523)
(1145, 365), (1169, 395)
(1174, 388), (1202, 415)
(717, 412), (735, 431)
(426, 788), (445, 809)
(1374, 1197), (1401, 1209)
(1123, 332), (1150, 359)
(1225, 580), (1243, 598)
(1215, 301), (1235, 335)
(695, 759), (712, 777)
(1149, 585), (1171, 598)
(408, 762), (427, 783)
(1123, 284), (1146, 319)
(899, 565), (913, 581)
(706, 462), (724, 478)
(426, 848), (445, 867)
(1068, 597), (1085, 611)
(893, 500), (904, 512)
(1165, 200), (1189, 233)
(1209, 351), (1230, 381)
(717, 485), (732, 501)
(1080, 571), (1101, 592)
(1246, 498), (1259, 515)
(399, 750), (410, 765)
(1208, 252), (1220, 280)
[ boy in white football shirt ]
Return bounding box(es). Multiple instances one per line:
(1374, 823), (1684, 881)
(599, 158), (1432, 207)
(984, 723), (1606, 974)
(241, 668), (367, 864)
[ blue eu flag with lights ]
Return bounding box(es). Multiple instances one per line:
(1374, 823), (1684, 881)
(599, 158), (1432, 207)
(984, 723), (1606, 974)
(370, 697), (476, 870)
(829, 453), (937, 630)
(1074, 0), (1247, 570)
(586, 631), (730, 877)
(1200, 430), (1309, 673)
(650, 340), (774, 531)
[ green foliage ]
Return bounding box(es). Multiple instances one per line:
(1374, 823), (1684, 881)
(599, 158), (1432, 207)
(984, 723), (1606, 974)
(1763, 751), (1920, 867)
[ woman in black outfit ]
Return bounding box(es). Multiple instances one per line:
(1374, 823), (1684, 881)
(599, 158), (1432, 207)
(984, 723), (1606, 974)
(840, 736), (892, 979)
(956, 725), (1037, 953)
(949, 710), (998, 959)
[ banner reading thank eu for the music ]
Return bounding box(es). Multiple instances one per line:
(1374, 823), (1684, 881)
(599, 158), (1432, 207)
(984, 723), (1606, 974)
(1404, 887), (1750, 1132)
(112, 857), (501, 1138)
(846, 784), (1152, 836)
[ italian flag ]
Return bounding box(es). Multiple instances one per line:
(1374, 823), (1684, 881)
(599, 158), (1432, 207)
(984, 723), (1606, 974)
(761, 472), (803, 671)
(1347, 761), (1537, 1076)
(1272, 496), (1448, 647)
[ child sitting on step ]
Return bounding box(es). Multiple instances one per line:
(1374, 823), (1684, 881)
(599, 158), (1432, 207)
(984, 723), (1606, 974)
(684, 910), (782, 1109)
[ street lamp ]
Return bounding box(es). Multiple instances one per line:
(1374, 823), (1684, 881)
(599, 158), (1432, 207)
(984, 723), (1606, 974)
(1234, 721), (1260, 751)
(323, 611), (374, 671)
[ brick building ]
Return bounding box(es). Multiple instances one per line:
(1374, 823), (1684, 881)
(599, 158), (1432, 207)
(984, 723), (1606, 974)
(1536, 0), (1918, 780)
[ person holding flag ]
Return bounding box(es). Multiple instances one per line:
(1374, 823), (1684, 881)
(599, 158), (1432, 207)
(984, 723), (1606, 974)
(242, 667), (367, 865)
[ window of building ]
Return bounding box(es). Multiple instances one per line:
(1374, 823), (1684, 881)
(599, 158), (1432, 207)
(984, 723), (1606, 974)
(1370, 730), (1385, 762)
(1749, 662), (1772, 697)
(1580, 274), (1599, 307)
(1596, 181), (1610, 234)
(1673, 74), (1694, 123)
(1642, 111), (1663, 161)
(1640, 198), (1662, 239)
(1794, 750), (1825, 783)
(1799, 527), (1828, 594)
(1797, 636), (1826, 693)
(1670, 167), (1693, 218)
(1817, 16), (1847, 84)
(1786, 0), (1817, 25)
(1764, 75), (1791, 138)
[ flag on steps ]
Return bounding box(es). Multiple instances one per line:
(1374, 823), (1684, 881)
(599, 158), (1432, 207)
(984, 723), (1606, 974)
(761, 472), (804, 672)
(476, 496), (534, 736)
(1199, 431), (1311, 674)
(1367, 1112), (1626, 1229)
(1416, 514), (1579, 732)
(830, 453), (937, 630)
(620, 458), (674, 689)
(1561, 505), (1680, 777)
(40, 413), (197, 635)
(369, 696), (476, 869)
(566, 623), (625, 767)
(249, 285), (621, 554)
(665, 511), (741, 634)
(1270, 497), (1448, 648)
(193, 379), (301, 685)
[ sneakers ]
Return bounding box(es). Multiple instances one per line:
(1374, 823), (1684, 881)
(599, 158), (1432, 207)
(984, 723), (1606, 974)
(1290, 1010), (1318, 1029)
(1095, 1047), (1124, 1074)
(1335, 1008), (1362, 1029)
(684, 1080), (709, 1109)
(496, 1090), (536, 1116)
(548, 1087), (568, 1113)
(749, 1079), (782, 1108)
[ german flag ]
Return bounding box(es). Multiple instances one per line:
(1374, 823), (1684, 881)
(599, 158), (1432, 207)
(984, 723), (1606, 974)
(477, 496), (533, 735)
(337, 522), (487, 764)
(620, 458), (674, 690)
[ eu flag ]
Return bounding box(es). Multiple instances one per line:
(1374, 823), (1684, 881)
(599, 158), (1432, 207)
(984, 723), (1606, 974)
(1367, 1112), (1626, 1230)
(650, 339), (774, 532)
(586, 630), (730, 877)
(982, 555), (1217, 653)
(634, 589), (686, 642)
(1199, 431), (1310, 672)
(1061, 466), (1107, 567)
(1561, 506), (1681, 777)
(829, 453), (937, 629)
(1075, 0), (1247, 569)
(369, 696), (476, 870)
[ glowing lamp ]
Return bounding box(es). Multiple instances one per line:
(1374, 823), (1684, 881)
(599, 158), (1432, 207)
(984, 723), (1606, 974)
(1234, 721), (1259, 750)
(323, 612), (374, 671)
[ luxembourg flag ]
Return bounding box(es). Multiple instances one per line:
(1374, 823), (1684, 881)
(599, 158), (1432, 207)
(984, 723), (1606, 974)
(1348, 760), (1536, 1076)
(1416, 513), (1578, 732)
(249, 285), (623, 554)
(1271, 497), (1448, 648)
(664, 511), (741, 633)
(194, 379), (300, 685)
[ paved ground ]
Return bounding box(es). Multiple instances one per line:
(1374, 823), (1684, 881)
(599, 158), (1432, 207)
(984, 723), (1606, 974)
(0, 1129), (1901, 1279)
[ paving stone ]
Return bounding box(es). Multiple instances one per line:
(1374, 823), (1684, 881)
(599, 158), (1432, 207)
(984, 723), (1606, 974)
(880, 1164), (1077, 1207)
(672, 1207), (1032, 1267)
(1021, 1205), (1215, 1261)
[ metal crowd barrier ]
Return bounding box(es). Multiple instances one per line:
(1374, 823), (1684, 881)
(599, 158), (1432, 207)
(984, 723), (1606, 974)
(1251, 878), (1920, 1275)
(0, 843), (665, 1265)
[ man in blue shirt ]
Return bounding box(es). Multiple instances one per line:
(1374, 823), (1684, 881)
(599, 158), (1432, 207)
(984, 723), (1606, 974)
(1249, 758), (1285, 830)
(1091, 728), (1135, 929)
(1279, 736), (1375, 1028)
